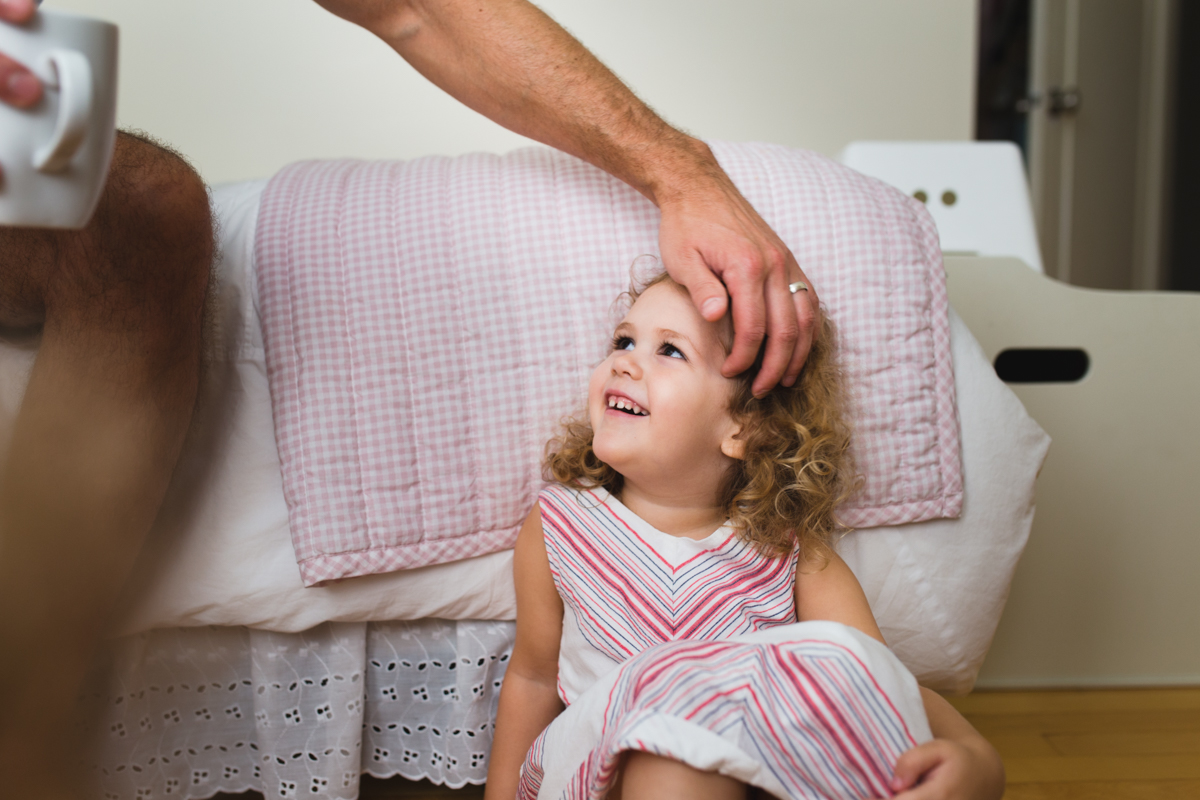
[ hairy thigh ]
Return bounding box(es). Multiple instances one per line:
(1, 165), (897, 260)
(0, 130), (213, 339)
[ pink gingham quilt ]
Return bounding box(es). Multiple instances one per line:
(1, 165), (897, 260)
(254, 142), (961, 586)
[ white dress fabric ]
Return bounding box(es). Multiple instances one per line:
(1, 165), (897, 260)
(520, 486), (931, 800)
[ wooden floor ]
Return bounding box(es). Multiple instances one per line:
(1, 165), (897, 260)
(218, 688), (1200, 799)
(949, 688), (1200, 799)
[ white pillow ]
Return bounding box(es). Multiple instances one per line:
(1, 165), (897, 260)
(838, 308), (1049, 693)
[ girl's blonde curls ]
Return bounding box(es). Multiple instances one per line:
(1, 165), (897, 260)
(544, 274), (858, 561)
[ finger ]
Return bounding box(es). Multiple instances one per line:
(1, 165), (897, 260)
(750, 266), (800, 396)
(0, 0), (37, 25)
(721, 264), (768, 379)
(781, 269), (819, 387)
(0, 52), (42, 108)
(666, 248), (730, 322)
(890, 743), (946, 794)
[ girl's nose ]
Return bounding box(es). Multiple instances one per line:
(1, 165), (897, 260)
(612, 350), (643, 379)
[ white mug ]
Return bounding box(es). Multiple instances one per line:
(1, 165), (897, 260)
(0, 8), (118, 229)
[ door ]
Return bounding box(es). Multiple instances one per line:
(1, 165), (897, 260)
(1028, 0), (1176, 289)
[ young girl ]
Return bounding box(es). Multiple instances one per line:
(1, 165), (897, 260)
(484, 273), (1004, 800)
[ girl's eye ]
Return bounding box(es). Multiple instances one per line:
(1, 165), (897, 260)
(660, 343), (685, 360)
(612, 335), (634, 351)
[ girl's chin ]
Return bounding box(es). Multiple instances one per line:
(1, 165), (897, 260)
(591, 443), (620, 469)
(592, 441), (633, 474)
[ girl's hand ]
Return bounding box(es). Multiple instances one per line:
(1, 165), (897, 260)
(886, 737), (1005, 800)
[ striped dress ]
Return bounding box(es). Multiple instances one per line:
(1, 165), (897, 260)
(518, 485), (931, 800)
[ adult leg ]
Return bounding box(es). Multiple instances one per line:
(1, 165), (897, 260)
(0, 131), (213, 798)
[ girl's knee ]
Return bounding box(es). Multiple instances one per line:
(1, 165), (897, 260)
(615, 751), (747, 800)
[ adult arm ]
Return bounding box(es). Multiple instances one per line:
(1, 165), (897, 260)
(794, 551), (1004, 800)
(483, 503), (566, 800)
(312, 0), (818, 395)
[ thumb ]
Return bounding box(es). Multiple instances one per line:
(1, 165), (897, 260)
(0, 0), (38, 25)
(665, 247), (728, 321)
(0, 53), (41, 108)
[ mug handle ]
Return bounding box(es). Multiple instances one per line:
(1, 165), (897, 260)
(32, 48), (93, 173)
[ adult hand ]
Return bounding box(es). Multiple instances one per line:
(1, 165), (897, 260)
(656, 162), (819, 397)
(887, 738), (1005, 800)
(0, 0), (42, 109)
(309, 0), (818, 395)
(1, 0), (42, 186)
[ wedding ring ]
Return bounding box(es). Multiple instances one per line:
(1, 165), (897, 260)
(789, 280), (809, 294)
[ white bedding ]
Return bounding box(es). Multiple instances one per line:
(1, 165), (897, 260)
(107, 180), (518, 635)
(0, 179), (1048, 693)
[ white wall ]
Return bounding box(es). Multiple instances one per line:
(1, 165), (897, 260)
(51, 0), (977, 184)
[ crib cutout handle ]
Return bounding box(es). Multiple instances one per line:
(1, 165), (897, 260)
(993, 348), (1090, 383)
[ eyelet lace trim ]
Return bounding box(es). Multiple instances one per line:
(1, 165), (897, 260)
(80, 620), (514, 799)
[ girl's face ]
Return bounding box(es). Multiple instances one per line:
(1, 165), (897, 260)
(588, 282), (743, 498)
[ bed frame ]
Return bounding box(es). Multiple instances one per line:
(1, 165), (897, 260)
(945, 256), (1200, 687)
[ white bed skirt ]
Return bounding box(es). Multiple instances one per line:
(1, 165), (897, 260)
(81, 620), (515, 799)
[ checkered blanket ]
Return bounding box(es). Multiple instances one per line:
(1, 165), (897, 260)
(254, 143), (961, 586)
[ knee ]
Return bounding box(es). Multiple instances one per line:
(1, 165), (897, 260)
(617, 752), (747, 800)
(96, 131), (214, 305)
(103, 131), (211, 233)
(52, 131), (214, 336)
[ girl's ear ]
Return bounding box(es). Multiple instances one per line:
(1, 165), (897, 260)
(720, 426), (746, 460)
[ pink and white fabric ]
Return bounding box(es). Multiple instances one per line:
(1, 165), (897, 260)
(254, 142), (961, 586)
(540, 485), (799, 704)
(520, 485), (930, 800)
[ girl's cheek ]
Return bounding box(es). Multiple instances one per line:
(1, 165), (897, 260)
(587, 362), (608, 396)
(587, 367), (609, 425)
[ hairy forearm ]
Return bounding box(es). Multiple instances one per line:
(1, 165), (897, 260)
(312, 0), (818, 392)
(484, 668), (564, 800)
(321, 0), (717, 206)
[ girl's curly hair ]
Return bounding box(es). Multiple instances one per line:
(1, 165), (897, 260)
(544, 273), (859, 561)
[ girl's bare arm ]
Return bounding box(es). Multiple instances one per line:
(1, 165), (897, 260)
(795, 552), (1004, 799)
(793, 550), (888, 643)
(484, 504), (566, 800)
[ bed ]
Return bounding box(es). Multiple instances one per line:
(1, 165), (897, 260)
(0, 143), (1052, 799)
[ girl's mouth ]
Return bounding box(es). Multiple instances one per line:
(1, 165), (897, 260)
(607, 395), (648, 416)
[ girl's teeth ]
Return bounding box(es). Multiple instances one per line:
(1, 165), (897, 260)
(608, 396), (646, 415)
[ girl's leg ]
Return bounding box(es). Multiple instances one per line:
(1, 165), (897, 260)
(612, 752), (748, 800)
